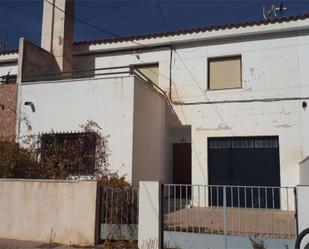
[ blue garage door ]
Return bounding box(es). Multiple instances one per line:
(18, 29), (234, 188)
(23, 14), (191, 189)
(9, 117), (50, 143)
(208, 136), (280, 208)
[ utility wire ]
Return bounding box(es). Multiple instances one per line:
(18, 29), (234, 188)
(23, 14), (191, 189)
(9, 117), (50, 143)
(43, 0), (309, 107)
(43, 0), (146, 48)
(156, 0), (172, 44)
(43, 0), (175, 94)
(174, 49), (235, 134)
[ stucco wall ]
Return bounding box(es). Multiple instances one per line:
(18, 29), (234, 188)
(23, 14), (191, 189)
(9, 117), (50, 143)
(171, 31), (309, 188)
(0, 84), (17, 141)
(0, 53), (18, 77)
(20, 76), (135, 181)
(73, 30), (309, 188)
(132, 78), (169, 185)
(0, 179), (98, 246)
(19, 38), (60, 80)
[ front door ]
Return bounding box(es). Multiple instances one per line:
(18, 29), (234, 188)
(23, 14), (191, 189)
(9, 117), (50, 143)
(173, 143), (192, 185)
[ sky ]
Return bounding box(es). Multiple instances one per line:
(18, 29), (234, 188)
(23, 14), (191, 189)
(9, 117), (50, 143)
(0, 0), (309, 50)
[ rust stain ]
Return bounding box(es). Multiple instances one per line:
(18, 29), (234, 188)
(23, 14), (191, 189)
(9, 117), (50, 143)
(58, 36), (63, 45)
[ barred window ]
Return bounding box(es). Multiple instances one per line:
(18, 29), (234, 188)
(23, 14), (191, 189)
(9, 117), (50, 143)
(41, 132), (97, 174)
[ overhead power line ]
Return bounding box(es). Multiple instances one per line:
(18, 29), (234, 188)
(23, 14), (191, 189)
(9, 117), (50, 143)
(43, 0), (309, 108)
(43, 0), (146, 48)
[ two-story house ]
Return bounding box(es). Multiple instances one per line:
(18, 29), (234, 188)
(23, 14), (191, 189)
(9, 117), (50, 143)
(0, 0), (308, 191)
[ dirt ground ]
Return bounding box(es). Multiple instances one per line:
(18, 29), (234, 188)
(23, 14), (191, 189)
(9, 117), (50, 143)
(0, 238), (138, 249)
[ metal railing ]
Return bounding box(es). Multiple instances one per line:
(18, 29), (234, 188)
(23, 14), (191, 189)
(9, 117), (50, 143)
(100, 186), (139, 225)
(0, 74), (17, 85)
(22, 66), (132, 83)
(163, 184), (296, 239)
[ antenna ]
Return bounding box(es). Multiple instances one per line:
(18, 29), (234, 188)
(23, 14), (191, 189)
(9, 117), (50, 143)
(263, 2), (287, 20)
(276, 2), (288, 16)
(0, 39), (8, 51)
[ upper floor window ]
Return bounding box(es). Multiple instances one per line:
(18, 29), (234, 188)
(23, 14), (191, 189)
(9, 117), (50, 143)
(208, 55), (242, 90)
(134, 63), (159, 85)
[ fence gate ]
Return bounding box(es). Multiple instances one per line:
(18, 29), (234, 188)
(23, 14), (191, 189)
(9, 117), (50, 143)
(163, 184), (297, 249)
(99, 186), (139, 241)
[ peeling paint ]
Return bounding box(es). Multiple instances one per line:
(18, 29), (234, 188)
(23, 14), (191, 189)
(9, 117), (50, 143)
(275, 124), (292, 128)
(196, 123), (232, 131)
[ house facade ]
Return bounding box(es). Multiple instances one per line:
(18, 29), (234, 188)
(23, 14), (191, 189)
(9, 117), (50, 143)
(0, 0), (308, 188)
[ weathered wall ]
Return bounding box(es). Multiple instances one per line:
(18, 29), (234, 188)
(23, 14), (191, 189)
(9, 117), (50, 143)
(20, 76), (135, 181)
(0, 84), (17, 141)
(0, 62), (18, 77)
(19, 38), (59, 81)
(132, 78), (170, 185)
(300, 157), (309, 185)
(0, 180), (98, 246)
(41, 0), (74, 71)
(171, 31), (309, 189)
(74, 29), (309, 188)
(297, 186), (309, 239)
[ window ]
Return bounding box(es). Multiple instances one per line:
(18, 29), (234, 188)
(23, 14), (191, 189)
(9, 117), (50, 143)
(134, 63), (159, 84)
(41, 132), (97, 174)
(208, 56), (242, 90)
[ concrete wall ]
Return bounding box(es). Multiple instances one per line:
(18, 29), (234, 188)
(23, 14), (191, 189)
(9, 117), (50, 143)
(73, 29), (309, 188)
(300, 157), (309, 185)
(19, 38), (60, 81)
(138, 181), (162, 249)
(164, 231), (294, 249)
(0, 84), (17, 141)
(132, 78), (170, 185)
(172, 31), (309, 188)
(0, 179), (98, 246)
(297, 186), (309, 236)
(0, 52), (18, 77)
(20, 76), (135, 181)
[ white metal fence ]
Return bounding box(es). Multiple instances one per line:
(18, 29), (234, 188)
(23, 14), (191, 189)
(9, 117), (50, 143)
(163, 184), (296, 239)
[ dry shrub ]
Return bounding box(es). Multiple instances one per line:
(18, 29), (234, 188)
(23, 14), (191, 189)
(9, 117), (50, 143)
(0, 120), (128, 187)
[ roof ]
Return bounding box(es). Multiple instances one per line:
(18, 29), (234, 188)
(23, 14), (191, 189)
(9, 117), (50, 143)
(2, 13), (309, 53)
(0, 49), (18, 56)
(74, 13), (309, 46)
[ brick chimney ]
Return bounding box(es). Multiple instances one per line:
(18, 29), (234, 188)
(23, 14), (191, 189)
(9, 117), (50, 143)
(41, 0), (74, 72)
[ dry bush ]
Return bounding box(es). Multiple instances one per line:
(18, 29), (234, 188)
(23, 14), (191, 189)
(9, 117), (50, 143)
(0, 120), (128, 187)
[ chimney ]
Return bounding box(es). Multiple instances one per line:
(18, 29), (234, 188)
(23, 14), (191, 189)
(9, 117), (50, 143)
(41, 0), (74, 72)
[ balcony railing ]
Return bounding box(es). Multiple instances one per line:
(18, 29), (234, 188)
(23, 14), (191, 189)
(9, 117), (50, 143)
(0, 74), (17, 85)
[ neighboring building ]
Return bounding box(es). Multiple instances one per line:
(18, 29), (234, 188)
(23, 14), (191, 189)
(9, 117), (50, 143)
(0, 49), (18, 141)
(0, 0), (308, 188)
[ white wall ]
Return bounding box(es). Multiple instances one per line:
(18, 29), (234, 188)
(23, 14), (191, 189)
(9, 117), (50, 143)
(0, 53), (18, 77)
(0, 179), (98, 246)
(171, 32), (309, 187)
(20, 76), (135, 181)
(73, 30), (309, 188)
(132, 78), (171, 185)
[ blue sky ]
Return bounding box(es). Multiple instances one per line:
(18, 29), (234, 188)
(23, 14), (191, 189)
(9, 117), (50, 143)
(0, 0), (309, 49)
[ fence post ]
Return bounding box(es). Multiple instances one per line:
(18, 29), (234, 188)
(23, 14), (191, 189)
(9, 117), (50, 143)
(296, 186), (309, 234)
(138, 181), (162, 249)
(223, 186), (227, 249)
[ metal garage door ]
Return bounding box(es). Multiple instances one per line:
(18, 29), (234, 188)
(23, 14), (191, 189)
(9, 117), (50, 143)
(208, 136), (281, 208)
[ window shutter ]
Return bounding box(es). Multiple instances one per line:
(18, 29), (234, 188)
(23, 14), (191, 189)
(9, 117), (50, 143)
(135, 64), (159, 84)
(209, 56), (241, 90)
